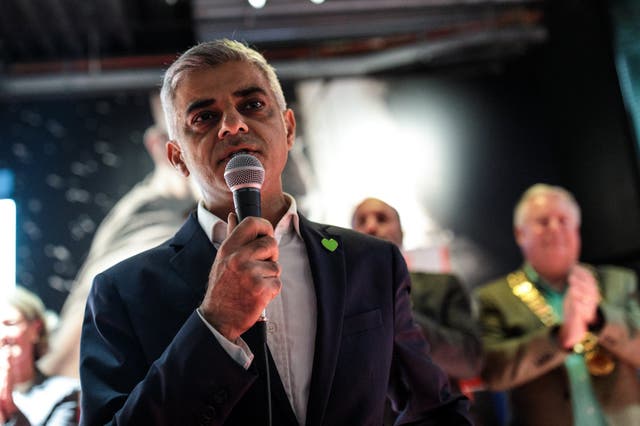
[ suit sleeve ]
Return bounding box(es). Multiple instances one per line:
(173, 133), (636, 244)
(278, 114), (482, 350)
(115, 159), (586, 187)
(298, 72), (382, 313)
(411, 274), (483, 379)
(595, 266), (640, 368)
(474, 283), (567, 391)
(387, 246), (472, 425)
(79, 272), (257, 426)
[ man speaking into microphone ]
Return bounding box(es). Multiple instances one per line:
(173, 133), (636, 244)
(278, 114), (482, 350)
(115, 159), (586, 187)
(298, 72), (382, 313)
(79, 39), (470, 426)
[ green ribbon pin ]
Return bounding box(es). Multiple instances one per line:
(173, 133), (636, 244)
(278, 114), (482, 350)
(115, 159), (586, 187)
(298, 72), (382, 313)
(321, 238), (338, 252)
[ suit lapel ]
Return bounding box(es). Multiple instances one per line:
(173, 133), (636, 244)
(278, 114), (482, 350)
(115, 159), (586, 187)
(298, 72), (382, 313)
(299, 215), (347, 426)
(168, 213), (217, 309)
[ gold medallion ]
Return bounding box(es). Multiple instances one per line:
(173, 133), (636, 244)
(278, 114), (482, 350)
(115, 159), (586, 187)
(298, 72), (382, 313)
(573, 332), (615, 376)
(585, 346), (616, 376)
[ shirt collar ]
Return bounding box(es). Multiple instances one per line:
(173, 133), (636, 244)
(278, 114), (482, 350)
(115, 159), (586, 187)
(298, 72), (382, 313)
(523, 262), (565, 296)
(197, 193), (301, 246)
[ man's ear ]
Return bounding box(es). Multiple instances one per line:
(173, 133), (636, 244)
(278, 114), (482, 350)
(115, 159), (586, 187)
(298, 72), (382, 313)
(514, 226), (524, 247)
(167, 141), (190, 177)
(284, 109), (296, 150)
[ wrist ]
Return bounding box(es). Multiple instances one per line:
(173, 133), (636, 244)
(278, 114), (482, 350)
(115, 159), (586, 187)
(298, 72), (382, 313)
(588, 307), (605, 333)
(558, 322), (587, 351)
(197, 306), (239, 342)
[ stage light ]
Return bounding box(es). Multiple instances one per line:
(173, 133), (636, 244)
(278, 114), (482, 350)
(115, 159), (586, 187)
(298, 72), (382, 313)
(0, 199), (16, 298)
(248, 0), (266, 9)
(310, 0), (325, 4)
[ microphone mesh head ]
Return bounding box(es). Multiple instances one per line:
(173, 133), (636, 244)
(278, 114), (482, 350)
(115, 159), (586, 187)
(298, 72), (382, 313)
(224, 153), (265, 191)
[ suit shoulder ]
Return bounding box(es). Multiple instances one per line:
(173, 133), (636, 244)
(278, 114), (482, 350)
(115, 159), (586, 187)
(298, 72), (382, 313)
(596, 264), (638, 288)
(99, 213), (202, 277)
(596, 264), (637, 278)
(410, 271), (462, 283)
(474, 275), (510, 300)
(97, 238), (175, 278)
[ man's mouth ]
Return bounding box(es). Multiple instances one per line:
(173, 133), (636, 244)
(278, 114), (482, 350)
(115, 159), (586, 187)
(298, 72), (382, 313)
(219, 148), (259, 165)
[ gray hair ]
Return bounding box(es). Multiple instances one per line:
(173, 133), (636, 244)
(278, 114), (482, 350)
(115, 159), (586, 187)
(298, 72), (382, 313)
(513, 183), (581, 228)
(160, 39), (287, 140)
(7, 286), (49, 360)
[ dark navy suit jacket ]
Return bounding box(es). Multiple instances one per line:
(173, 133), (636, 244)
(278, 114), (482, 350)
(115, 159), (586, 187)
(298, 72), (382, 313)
(80, 213), (470, 425)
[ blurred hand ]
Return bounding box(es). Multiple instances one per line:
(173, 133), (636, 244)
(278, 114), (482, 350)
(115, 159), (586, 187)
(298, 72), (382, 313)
(0, 346), (18, 422)
(199, 213), (281, 342)
(559, 264), (601, 349)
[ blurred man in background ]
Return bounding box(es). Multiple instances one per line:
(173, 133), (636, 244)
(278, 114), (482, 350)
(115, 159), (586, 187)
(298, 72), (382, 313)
(40, 119), (197, 378)
(475, 183), (640, 425)
(352, 197), (482, 424)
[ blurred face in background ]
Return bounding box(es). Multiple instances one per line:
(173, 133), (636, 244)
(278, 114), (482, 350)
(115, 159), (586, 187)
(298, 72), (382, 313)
(0, 304), (41, 380)
(515, 192), (581, 284)
(352, 198), (404, 247)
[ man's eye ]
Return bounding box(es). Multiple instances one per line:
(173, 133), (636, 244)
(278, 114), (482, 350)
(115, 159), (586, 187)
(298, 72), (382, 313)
(193, 111), (217, 124)
(242, 100), (265, 111)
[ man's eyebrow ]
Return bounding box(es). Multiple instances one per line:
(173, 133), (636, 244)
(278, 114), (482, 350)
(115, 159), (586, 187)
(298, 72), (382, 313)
(185, 98), (215, 116)
(184, 87), (266, 115)
(235, 86), (267, 98)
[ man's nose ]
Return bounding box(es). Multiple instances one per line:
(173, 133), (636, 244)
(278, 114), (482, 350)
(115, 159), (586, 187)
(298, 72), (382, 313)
(364, 219), (379, 235)
(548, 218), (562, 231)
(218, 109), (248, 139)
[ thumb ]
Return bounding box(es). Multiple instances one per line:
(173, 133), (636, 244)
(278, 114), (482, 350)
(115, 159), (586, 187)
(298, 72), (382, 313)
(227, 212), (238, 235)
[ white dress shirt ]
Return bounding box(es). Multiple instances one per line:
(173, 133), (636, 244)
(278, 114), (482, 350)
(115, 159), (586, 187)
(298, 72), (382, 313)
(196, 195), (317, 425)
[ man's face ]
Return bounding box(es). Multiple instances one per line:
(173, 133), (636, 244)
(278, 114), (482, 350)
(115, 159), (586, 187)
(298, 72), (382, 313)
(167, 61), (295, 210)
(515, 193), (581, 281)
(352, 199), (403, 247)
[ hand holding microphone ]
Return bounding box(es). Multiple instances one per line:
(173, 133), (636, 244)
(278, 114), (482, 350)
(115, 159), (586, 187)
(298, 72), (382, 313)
(198, 153), (282, 342)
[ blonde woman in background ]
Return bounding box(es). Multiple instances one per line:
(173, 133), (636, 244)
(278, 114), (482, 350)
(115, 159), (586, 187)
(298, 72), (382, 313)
(1, 287), (79, 425)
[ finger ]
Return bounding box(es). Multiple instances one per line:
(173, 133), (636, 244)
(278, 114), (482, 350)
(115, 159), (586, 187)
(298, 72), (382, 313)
(568, 273), (600, 299)
(227, 212), (238, 234)
(566, 288), (599, 307)
(570, 263), (592, 278)
(248, 271), (282, 297)
(225, 236), (279, 269)
(574, 286), (601, 304)
(263, 276), (282, 301)
(222, 217), (275, 253)
(569, 265), (598, 289)
(250, 235), (279, 262)
(257, 259), (281, 280)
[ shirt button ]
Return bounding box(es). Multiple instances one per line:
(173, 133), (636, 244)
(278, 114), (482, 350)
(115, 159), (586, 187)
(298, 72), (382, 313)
(267, 322), (277, 334)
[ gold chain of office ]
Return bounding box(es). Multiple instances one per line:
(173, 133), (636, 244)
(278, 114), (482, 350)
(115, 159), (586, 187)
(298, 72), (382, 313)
(507, 270), (615, 376)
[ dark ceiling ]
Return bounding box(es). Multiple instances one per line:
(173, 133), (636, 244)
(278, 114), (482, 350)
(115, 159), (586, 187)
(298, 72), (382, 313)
(0, 0), (547, 98)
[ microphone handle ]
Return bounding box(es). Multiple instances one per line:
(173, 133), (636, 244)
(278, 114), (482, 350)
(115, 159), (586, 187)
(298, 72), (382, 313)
(232, 187), (267, 326)
(232, 186), (265, 326)
(233, 187), (261, 222)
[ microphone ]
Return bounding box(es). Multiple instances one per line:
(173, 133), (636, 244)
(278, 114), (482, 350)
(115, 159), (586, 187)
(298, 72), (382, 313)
(223, 152), (268, 325)
(224, 152), (265, 222)
(224, 152), (273, 426)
